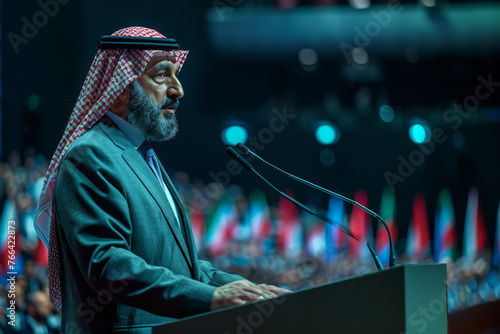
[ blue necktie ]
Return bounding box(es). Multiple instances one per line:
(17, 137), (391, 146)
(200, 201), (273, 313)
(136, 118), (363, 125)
(138, 140), (180, 227)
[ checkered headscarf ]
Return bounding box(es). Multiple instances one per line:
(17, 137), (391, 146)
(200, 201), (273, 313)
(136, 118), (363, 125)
(34, 26), (188, 310)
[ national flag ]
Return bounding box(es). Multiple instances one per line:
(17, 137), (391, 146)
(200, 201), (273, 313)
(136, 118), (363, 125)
(348, 189), (372, 262)
(33, 237), (49, 268)
(205, 194), (237, 256)
(306, 220), (325, 257)
(189, 205), (206, 252)
(463, 188), (488, 263)
(325, 196), (348, 263)
(32, 175), (50, 268)
(276, 190), (303, 258)
(232, 195), (252, 242)
(249, 190), (273, 240)
(25, 177), (46, 248)
(433, 188), (458, 263)
(494, 200), (500, 269)
(375, 188), (398, 266)
(406, 193), (431, 260)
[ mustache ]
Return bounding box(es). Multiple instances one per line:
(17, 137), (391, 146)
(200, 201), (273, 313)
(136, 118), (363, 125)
(161, 96), (180, 110)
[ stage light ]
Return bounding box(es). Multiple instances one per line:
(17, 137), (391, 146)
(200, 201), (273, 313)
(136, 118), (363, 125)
(349, 0), (370, 9)
(320, 147), (335, 167)
(298, 48), (318, 66)
(27, 94), (40, 111)
(404, 47), (419, 63)
(409, 123), (431, 144)
(351, 47), (369, 65)
(379, 105), (395, 123)
(315, 123), (339, 145)
(420, 0), (436, 7)
(452, 132), (465, 150)
(298, 48), (318, 71)
(222, 125), (248, 146)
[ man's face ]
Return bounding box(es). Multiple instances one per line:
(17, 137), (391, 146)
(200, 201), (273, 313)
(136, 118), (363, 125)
(29, 291), (52, 322)
(128, 55), (184, 142)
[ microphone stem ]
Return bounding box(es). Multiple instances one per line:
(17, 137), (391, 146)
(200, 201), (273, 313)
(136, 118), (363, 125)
(248, 150), (396, 268)
(251, 168), (358, 241)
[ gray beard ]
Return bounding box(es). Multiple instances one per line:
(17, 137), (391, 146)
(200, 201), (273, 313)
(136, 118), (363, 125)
(127, 80), (178, 142)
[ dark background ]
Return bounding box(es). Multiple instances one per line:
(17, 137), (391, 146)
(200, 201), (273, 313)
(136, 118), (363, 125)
(2, 0), (500, 252)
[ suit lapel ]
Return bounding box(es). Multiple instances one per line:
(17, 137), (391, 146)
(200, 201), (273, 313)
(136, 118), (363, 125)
(98, 117), (193, 269)
(158, 163), (198, 272)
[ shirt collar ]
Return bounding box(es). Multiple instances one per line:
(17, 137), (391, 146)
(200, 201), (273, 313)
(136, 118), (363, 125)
(105, 110), (145, 149)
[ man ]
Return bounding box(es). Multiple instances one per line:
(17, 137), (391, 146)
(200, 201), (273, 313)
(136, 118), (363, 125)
(34, 27), (289, 333)
(21, 290), (58, 334)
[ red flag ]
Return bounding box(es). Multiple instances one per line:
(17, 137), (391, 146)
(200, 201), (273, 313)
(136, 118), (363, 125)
(348, 189), (372, 261)
(406, 193), (430, 260)
(277, 190), (302, 257)
(34, 238), (49, 268)
(433, 188), (458, 263)
(190, 207), (206, 252)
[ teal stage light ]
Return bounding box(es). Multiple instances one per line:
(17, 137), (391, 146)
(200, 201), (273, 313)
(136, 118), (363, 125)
(222, 125), (248, 146)
(315, 123), (339, 145)
(409, 123), (431, 144)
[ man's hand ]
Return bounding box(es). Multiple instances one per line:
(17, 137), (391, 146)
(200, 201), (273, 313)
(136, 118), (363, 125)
(210, 280), (276, 311)
(258, 283), (293, 296)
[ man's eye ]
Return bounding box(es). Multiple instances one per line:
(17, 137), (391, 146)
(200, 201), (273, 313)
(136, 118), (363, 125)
(156, 73), (166, 79)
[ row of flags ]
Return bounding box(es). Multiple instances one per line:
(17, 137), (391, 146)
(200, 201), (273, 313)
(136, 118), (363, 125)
(0, 185), (498, 282)
(199, 187), (499, 268)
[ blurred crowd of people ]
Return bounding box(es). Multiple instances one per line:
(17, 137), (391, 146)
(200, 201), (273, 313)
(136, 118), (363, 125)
(0, 149), (498, 333)
(0, 150), (58, 333)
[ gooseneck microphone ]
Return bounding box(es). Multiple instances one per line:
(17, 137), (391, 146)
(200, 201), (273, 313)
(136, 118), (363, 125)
(226, 148), (357, 240)
(235, 143), (396, 269)
(226, 147), (384, 271)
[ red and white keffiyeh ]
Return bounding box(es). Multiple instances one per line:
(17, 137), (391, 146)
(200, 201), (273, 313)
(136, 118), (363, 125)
(34, 26), (188, 310)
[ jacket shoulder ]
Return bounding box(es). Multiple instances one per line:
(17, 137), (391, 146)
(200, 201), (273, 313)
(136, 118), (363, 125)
(63, 118), (122, 166)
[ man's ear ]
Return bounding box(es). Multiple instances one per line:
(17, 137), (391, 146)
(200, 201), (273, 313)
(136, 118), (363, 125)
(117, 85), (130, 104)
(110, 85), (131, 119)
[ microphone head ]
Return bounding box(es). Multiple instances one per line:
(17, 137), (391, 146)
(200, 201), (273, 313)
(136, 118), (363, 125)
(236, 142), (249, 154)
(226, 147), (253, 172)
(226, 147), (239, 159)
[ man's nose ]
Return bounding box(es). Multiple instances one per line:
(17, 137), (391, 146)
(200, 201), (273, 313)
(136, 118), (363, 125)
(167, 76), (184, 99)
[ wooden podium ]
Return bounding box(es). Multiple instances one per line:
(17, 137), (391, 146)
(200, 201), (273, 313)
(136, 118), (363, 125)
(153, 264), (447, 334)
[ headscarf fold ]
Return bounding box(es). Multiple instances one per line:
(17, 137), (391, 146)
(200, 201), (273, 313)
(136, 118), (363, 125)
(34, 26), (188, 310)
